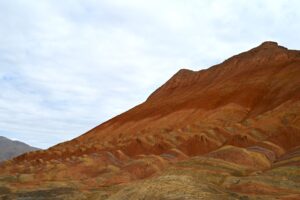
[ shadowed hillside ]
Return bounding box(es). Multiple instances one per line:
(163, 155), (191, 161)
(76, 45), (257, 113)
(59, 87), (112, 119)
(0, 136), (39, 162)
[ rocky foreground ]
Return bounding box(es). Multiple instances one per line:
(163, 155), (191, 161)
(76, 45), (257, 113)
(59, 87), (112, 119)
(0, 41), (300, 199)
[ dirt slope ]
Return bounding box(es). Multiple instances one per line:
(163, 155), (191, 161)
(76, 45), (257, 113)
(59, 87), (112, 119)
(0, 41), (299, 199)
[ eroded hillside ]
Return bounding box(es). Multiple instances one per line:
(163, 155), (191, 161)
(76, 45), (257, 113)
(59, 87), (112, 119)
(0, 41), (300, 200)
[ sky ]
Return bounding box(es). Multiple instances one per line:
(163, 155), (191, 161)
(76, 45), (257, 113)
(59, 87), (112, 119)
(0, 0), (299, 149)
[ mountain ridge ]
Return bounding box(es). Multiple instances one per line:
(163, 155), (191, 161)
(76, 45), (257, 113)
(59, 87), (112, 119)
(47, 41), (300, 155)
(0, 41), (300, 199)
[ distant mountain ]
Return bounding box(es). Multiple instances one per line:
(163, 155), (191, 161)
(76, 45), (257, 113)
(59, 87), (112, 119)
(0, 136), (39, 162)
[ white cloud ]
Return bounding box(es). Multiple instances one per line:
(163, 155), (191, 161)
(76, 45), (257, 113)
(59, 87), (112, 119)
(0, 0), (299, 148)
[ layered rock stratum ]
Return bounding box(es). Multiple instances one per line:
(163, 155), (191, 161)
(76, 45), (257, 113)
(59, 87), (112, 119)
(0, 41), (300, 199)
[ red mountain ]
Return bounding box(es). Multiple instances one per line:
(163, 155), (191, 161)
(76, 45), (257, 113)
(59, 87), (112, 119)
(0, 41), (300, 199)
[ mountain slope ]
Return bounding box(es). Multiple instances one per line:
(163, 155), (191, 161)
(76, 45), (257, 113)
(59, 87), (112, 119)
(54, 41), (300, 156)
(0, 136), (39, 162)
(0, 41), (300, 199)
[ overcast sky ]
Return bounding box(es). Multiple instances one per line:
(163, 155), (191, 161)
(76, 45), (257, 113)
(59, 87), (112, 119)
(0, 0), (299, 149)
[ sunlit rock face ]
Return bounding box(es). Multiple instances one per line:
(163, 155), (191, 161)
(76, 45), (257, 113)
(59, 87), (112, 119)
(1, 41), (300, 199)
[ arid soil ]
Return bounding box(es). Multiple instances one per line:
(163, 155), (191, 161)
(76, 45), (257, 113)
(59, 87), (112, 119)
(0, 41), (299, 199)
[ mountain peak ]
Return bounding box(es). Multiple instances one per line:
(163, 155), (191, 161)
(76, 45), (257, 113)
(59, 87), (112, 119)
(0, 136), (39, 162)
(220, 41), (292, 69)
(255, 41), (287, 51)
(148, 41), (300, 102)
(259, 41), (279, 48)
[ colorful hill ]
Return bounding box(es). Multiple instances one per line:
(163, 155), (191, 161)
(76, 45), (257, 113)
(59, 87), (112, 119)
(0, 41), (299, 199)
